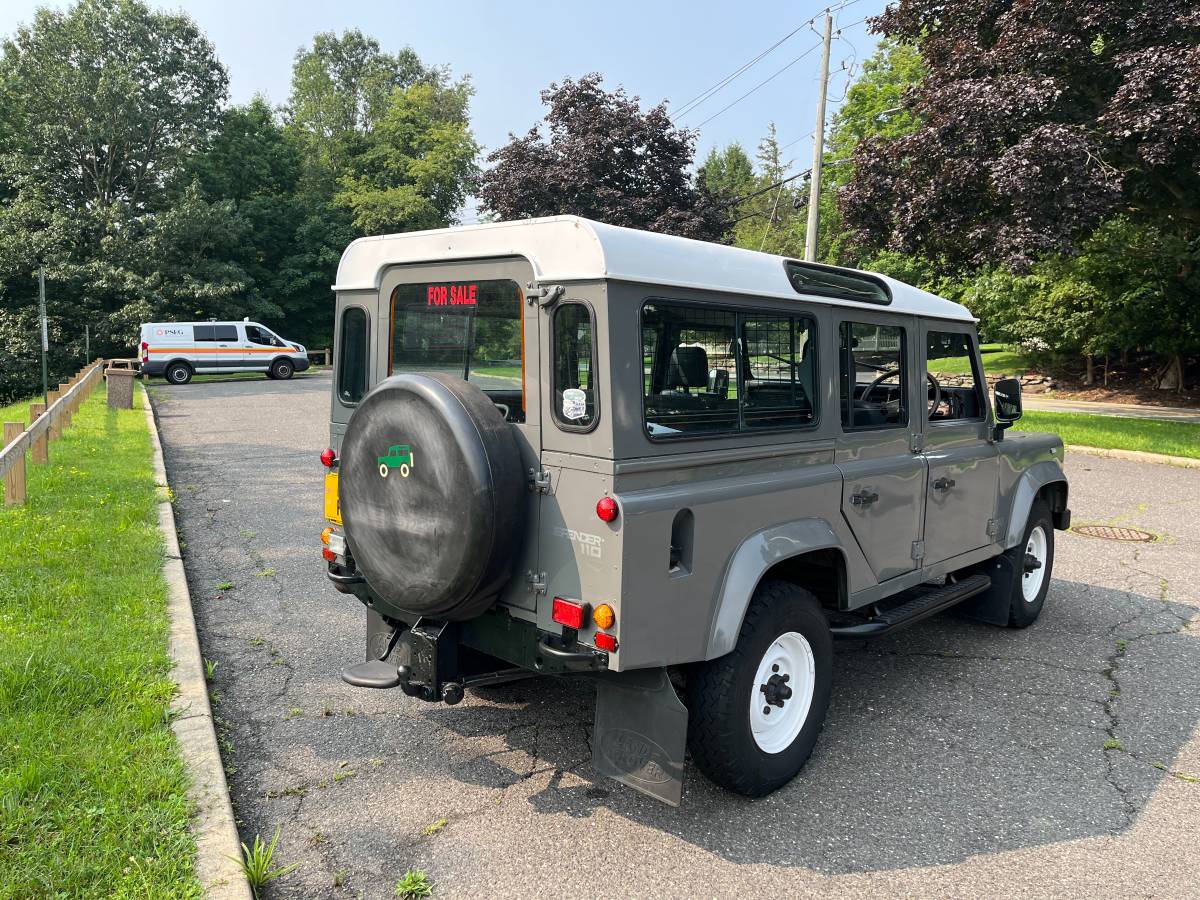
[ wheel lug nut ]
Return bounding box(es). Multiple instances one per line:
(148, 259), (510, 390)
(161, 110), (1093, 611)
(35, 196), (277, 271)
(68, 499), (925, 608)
(771, 664), (779, 672)
(763, 706), (770, 714)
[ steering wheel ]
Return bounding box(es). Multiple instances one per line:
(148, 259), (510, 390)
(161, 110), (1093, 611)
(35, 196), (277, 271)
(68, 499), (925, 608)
(860, 368), (942, 417)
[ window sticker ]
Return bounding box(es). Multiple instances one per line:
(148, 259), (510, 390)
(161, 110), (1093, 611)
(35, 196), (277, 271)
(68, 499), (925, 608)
(562, 388), (587, 421)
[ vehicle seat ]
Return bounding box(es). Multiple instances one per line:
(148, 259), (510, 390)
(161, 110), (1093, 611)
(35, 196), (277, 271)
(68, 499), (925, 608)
(665, 346), (709, 395)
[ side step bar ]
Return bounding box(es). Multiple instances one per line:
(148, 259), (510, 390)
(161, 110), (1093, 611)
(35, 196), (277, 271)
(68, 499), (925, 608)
(830, 573), (992, 639)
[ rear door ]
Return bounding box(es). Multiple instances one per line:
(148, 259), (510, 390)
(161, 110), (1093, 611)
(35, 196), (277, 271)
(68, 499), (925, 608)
(921, 325), (999, 563)
(834, 316), (927, 582)
(211, 324), (240, 369)
(190, 324), (219, 370)
(377, 258), (541, 616)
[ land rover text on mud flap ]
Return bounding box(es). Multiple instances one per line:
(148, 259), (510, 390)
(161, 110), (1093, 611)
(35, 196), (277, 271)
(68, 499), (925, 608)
(320, 217), (1070, 806)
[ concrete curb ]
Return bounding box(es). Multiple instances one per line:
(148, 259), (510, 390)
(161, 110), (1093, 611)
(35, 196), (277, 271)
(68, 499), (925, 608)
(143, 386), (253, 900)
(1068, 444), (1200, 469)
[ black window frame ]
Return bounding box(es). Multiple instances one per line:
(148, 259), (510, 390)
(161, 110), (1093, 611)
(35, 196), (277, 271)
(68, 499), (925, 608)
(925, 327), (987, 425)
(639, 297), (820, 442)
(337, 306), (370, 407)
(550, 300), (600, 434)
(838, 319), (910, 432)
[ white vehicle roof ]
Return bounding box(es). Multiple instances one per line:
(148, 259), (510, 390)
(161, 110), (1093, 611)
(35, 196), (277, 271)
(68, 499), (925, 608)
(334, 215), (973, 323)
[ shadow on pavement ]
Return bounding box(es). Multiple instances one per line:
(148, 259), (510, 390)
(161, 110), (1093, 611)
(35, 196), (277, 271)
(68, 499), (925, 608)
(428, 580), (1199, 874)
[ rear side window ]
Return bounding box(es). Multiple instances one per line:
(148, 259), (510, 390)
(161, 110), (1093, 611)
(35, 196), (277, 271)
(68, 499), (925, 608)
(551, 302), (598, 431)
(194, 325), (215, 341)
(213, 325), (237, 341)
(641, 301), (818, 438)
(839, 321), (907, 429)
(338, 307), (369, 405)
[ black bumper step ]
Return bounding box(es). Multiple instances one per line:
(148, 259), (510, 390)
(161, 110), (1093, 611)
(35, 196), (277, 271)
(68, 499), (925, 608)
(341, 658), (402, 689)
(830, 572), (992, 639)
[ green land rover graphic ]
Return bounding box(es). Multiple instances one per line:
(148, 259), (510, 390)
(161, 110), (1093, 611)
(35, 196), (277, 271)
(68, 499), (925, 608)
(378, 444), (414, 479)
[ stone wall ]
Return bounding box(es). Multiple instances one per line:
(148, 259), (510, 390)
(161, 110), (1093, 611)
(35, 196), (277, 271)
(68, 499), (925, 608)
(938, 372), (1058, 394)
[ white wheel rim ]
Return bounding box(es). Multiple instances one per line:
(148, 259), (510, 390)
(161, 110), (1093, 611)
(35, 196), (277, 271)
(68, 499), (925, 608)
(1022, 525), (1048, 602)
(379, 464), (388, 478)
(749, 631), (816, 754)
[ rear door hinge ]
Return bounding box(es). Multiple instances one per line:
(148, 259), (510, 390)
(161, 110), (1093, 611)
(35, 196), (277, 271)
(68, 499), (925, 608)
(987, 518), (1002, 538)
(528, 467), (553, 494)
(911, 540), (925, 562)
(527, 571), (547, 595)
(910, 432), (926, 453)
(525, 283), (565, 308)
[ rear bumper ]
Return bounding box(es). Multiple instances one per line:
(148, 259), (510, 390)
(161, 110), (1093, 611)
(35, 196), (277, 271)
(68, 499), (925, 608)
(140, 360), (166, 376)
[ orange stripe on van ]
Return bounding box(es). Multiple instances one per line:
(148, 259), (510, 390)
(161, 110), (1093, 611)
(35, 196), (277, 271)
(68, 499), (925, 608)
(145, 347), (291, 354)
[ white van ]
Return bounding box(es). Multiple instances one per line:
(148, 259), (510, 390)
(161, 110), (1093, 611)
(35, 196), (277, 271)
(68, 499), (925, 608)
(138, 320), (310, 384)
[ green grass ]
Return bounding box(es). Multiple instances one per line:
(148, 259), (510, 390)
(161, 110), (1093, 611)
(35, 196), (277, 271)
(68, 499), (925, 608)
(1015, 410), (1200, 459)
(929, 343), (1032, 377)
(0, 395), (39, 426)
(0, 387), (200, 896)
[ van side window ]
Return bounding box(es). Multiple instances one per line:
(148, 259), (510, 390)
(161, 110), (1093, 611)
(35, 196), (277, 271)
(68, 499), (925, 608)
(213, 325), (237, 341)
(926, 331), (984, 421)
(338, 307), (369, 405)
(551, 303), (598, 430)
(839, 322), (907, 429)
(194, 325), (215, 341)
(246, 325), (281, 347)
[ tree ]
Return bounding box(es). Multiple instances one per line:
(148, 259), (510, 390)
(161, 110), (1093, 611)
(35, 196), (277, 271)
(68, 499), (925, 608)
(0, 0), (226, 213)
(478, 74), (724, 240)
(840, 1), (1200, 386)
(334, 81), (479, 234)
(697, 143), (755, 205)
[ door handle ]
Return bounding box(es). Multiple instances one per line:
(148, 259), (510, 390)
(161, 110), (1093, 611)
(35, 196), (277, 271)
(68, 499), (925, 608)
(932, 477), (956, 492)
(850, 489), (879, 507)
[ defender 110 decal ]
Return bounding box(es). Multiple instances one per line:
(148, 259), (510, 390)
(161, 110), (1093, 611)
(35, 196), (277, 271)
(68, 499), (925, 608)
(378, 444), (414, 478)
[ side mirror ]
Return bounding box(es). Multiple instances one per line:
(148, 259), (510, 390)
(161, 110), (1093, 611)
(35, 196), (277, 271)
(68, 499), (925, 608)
(993, 377), (1023, 431)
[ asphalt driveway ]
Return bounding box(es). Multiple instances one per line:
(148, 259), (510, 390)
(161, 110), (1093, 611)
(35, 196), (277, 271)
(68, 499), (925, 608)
(153, 373), (1200, 899)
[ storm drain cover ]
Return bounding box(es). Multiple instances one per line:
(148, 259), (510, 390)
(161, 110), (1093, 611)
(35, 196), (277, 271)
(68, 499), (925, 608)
(1071, 524), (1158, 542)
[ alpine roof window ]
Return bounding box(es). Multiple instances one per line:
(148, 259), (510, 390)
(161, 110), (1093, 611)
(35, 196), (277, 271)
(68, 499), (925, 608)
(785, 261), (891, 305)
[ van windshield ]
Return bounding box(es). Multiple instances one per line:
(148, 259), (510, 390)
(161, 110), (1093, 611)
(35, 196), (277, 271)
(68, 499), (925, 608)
(390, 279), (523, 393)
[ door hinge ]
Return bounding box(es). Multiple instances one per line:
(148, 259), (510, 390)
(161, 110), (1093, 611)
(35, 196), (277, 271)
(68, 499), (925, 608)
(528, 467), (553, 494)
(525, 283), (565, 308)
(911, 540), (925, 562)
(910, 432), (925, 453)
(986, 518), (1002, 538)
(527, 571), (547, 595)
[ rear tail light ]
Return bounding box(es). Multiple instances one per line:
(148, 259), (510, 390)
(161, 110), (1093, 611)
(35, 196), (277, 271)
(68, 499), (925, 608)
(596, 496), (618, 523)
(320, 447), (337, 467)
(552, 597), (586, 630)
(594, 632), (618, 653)
(140, 341), (148, 350)
(322, 547), (336, 562)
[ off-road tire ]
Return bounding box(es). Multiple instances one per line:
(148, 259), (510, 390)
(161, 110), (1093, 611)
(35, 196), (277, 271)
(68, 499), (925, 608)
(165, 362), (192, 385)
(1006, 499), (1054, 628)
(687, 580), (833, 796)
(270, 359), (294, 380)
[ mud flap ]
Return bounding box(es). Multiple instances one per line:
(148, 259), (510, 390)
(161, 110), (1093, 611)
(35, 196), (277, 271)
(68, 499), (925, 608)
(592, 668), (688, 806)
(953, 553), (1017, 626)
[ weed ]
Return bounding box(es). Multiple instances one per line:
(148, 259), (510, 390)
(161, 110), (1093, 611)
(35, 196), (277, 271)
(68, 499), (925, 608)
(204, 658), (218, 680)
(334, 870), (347, 887)
(1103, 738), (1125, 751)
(1116, 638), (1128, 653)
(249, 636), (265, 647)
(309, 831), (329, 846)
(216, 580), (235, 591)
(254, 567), (276, 577)
(235, 827), (297, 897)
(285, 707), (304, 720)
(240, 529), (257, 538)
(396, 869), (433, 899)
(423, 818), (449, 836)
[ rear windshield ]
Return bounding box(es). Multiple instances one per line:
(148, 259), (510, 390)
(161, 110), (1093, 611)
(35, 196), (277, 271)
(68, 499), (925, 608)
(390, 278), (523, 392)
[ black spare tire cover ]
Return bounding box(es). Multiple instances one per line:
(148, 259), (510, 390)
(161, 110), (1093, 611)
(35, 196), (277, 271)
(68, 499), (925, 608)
(339, 373), (526, 620)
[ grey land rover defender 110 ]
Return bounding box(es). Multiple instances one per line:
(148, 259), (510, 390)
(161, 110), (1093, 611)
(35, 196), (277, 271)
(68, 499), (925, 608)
(321, 217), (1070, 805)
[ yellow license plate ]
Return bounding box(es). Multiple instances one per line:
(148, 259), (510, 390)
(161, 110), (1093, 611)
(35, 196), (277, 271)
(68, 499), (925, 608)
(324, 471), (341, 524)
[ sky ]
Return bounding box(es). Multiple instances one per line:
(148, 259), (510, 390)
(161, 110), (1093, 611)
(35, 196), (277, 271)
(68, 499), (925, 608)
(0, 0), (888, 214)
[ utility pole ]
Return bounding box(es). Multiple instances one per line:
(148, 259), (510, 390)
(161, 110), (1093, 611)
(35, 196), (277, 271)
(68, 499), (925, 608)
(39, 268), (49, 407)
(804, 10), (833, 262)
(85, 324), (89, 363)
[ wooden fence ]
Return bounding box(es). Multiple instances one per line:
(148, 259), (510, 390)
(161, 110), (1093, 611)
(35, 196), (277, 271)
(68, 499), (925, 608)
(1, 360), (105, 506)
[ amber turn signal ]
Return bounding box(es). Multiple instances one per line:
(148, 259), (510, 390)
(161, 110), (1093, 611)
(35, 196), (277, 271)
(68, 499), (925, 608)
(593, 603), (615, 630)
(320, 527), (332, 545)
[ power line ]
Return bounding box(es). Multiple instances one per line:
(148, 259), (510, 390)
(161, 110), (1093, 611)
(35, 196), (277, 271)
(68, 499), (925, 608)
(672, 0), (870, 124)
(694, 41), (824, 129)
